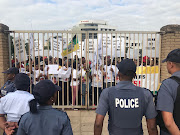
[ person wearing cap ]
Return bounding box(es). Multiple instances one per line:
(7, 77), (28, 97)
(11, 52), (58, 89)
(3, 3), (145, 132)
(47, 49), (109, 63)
(17, 80), (73, 135)
(156, 48), (180, 135)
(0, 67), (19, 97)
(94, 59), (158, 135)
(0, 73), (34, 135)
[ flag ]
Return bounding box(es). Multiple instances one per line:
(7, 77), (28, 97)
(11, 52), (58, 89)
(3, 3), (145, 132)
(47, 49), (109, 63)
(61, 35), (79, 56)
(92, 34), (103, 69)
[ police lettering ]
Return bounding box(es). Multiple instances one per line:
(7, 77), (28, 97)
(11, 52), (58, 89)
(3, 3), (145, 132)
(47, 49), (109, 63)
(115, 98), (139, 108)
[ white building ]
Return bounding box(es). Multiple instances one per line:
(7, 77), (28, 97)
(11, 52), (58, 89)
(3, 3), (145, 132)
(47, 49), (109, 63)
(72, 20), (117, 41)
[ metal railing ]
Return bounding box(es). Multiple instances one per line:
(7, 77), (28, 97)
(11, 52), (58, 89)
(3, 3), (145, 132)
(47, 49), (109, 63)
(8, 30), (161, 109)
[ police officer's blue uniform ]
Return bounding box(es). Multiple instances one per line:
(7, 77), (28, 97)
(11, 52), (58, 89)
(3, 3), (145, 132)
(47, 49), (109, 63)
(96, 81), (157, 135)
(95, 59), (157, 135)
(0, 67), (19, 96)
(156, 49), (180, 135)
(0, 80), (16, 96)
(17, 106), (73, 135)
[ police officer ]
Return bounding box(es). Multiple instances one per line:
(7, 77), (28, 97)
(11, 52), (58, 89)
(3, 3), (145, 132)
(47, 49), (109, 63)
(156, 48), (180, 135)
(0, 73), (34, 135)
(0, 67), (19, 97)
(17, 80), (73, 135)
(94, 59), (158, 135)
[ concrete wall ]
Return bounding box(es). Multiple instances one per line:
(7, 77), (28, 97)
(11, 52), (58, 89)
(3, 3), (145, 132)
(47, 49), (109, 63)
(0, 24), (9, 87)
(160, 25), (180, 82)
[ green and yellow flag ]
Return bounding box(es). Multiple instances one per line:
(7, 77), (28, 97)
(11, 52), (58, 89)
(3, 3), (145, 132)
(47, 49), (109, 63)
(61, 35), (79, 56)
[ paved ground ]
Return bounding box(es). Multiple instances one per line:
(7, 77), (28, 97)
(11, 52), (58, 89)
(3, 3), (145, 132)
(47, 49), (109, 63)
(66, 110), (150, 135)
(0, 110), (159, 135)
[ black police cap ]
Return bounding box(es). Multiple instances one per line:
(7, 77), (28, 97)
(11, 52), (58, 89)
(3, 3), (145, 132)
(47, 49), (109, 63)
(2, 67), (19, 74)
(162, 48), (180, 63)
(33, 80), (61, 102)
(15, 73), (30, 90)
(117, 59), (136, 76)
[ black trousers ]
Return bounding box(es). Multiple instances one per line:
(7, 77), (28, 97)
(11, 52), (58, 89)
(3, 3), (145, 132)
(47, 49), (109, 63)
(93, 87), (102, 105)
(59, 81), (72, 105)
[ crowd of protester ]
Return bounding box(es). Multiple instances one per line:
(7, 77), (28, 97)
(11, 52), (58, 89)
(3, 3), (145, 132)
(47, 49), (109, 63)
(10, 55), (159, 106)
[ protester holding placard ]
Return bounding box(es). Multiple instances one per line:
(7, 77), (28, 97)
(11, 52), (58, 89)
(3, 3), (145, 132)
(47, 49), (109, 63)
(35, 61), (48, 84)
(58, 60), (71, 105)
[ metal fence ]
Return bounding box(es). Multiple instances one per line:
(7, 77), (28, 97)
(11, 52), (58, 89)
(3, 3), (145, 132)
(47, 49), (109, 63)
(8, 30), (161, 109)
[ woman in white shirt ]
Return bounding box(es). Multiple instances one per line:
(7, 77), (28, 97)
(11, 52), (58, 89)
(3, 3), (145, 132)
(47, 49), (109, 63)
(58, 60), (71, 105)
(70, 63), (80, 106)
(80, 63), (88, 106)
(92, 64), (103, 105)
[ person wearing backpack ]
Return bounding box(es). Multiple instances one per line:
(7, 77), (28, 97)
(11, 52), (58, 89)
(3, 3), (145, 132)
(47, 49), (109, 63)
(156, 48), (180, 135)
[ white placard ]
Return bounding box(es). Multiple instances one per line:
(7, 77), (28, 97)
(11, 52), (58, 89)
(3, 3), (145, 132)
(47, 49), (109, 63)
(48, 64), (59, 74)
(14, 37), (27, 61)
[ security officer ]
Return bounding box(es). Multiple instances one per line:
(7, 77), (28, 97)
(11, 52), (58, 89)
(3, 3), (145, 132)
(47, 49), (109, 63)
(0, 67), (19, 97)
(0, 73), (34, 135)
(94, 59), (158, 135)
(17, 80), (73, 135)
(156, 48), (180, 135)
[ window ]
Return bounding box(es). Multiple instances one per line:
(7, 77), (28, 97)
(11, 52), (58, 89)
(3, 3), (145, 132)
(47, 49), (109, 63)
(82, 33), (86, 41)
(94, 33), (97, 39)
(84, 24), (98, 26)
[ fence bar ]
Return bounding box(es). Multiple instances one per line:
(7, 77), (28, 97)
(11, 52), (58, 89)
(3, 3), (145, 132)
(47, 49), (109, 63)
(28, 33), (32, 93)
(13, 33), (16, 67)
(66, 33), (69, 106)
(18, 33), (21, 72)
(115, 33), (117, 84)
(158, 35), (161, 87)
(110, 33), (113, 87)
(80, 33), (83, 106)
(105, 33), (108, 88)
(145, 34), (148, 88)
(75, 33), (78, 106)
(137, 33), (140, 87)
(11, 30), (159, 34)
(8, 34), (12, 67)
(154, 34), (157, 95)
(141, 34), (144, 87)
(149, 34), (153, 91)
(92, 33), (95, 106)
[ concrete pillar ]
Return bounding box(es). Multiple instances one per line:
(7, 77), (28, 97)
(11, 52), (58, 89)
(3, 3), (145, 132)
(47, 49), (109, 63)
(160, 24), (180, 82)
(0, 23), (9, 87)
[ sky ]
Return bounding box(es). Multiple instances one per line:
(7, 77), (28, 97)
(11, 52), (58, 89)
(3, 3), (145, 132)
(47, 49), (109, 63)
(0, 0), (180, 31)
